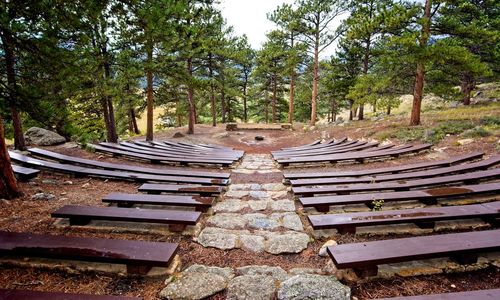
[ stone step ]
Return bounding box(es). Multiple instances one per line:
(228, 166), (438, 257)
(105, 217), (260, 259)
(213, 199), (296, 213)
(206, 212), (303, 231)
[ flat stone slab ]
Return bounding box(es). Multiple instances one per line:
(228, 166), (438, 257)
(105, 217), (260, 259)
(227, 275), (277, 300)
(277, 274), (351, 300)
(184, 264), (235, 280)
(196, 227), (238, 250)
(213, 200), (249, 212)
(207, 214), (247, 229)
(266, 232), (310, 254)
(236, 265), (288, 282)
(160, 272), (227, 299)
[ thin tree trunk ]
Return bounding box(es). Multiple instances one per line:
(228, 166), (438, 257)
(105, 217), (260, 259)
(220, 71), (226, 123)
(272, 73), (277, 123)
(310, 39), (319, 126)
(288, 73), (295, 124)
(358, 105), (364, 121)
(211, 84), (216, 126)
(0, 115), (21, 199)
(186, 58), (196, 134)
(265, 89), (269, 124)
(146, 42), (154, 141)
(243, 78), (248, 123)
(348, 100), (354, 121)
(103, 57), (118, 143)
(461, 72), (474, 105)
(387, 105), (391, 115)
(1, 30), (25, 150)
(410, 0), (431, 126)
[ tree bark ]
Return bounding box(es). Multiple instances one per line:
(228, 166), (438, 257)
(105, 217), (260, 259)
(348, 100), (354, 121)
(0, 115), (21, 199)
(243, 77), (248, 123)
(1, 29), (26, 150)
(186, 58), (196, 134)
(358, 104), (364, 120)
(410, 0), (431, 126)
(288, 73), (295, 124)
(461, 72), (474, 105)
(220, 70), (226, 123)
(272, 72), (277, 123)
(146, 41), (154, 141)
(310, 38), (319, 126)
(103, 53), (118, 143)
(387, 104), (391, 115)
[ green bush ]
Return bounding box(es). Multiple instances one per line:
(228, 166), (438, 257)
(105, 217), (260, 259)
(461, 126), (492, 138)
(480, 116), (500, 127)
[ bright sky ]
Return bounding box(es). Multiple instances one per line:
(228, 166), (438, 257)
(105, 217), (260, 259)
(218, 0), (347, 58)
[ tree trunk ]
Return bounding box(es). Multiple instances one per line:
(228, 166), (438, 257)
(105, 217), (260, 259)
(129, 108), (140, 134)
(358, 105), (364, 120)
(0, 115), (21, 199)
(461, 72), (474, 105)
(146, 42), (154, 141)
(265, 89), (269, 124)
(186, 58), (196, 134)
(272, 73), (277, 123)
(243, 75), (248, 123)
(220, 71), (226, 123)
(103, 56), (118, 143)
(410, 0), (431, 126)
(330, 99), (336, 122)
(387, 104), (391, 115)
(1, 29), (26, 150)
(288, 73), (295, 124)
(373, 100), (377, 113)
(348, 100), (354, 121)
(211, 84), (216, 126)
(310, 39), (319, 126)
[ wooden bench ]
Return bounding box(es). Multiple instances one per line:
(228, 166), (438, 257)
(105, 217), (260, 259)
(273, 139), (355, 156)
(273, 141), (382, 159)
(290, 156), (500, 186)
(139, 183), (224, 196)
(327, 229), (500, 277)
(28, 148), (230, 179)
(277, 143), (432, 166)
(11, 152), (229, 185)
(277, 138), (347, 152)
(0, 231), (178, 275)
(293, 168), (500, 196)
(308, 201), (500, 234)
(102, 192), (214, 212)
(0, 289), (142, 300)
(12, 165), (40, 181)
(376, 289), (500, 300)
(299, 182), (500, 211)
(52, 205), (201, 231)
(284, 152), (484, 179)
(119, 142), (242, 160)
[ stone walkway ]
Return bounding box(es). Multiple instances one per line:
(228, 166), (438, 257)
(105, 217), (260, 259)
(195, 154), (309, 254)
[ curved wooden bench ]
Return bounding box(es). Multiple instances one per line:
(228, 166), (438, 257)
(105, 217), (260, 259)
(139, 183), (224, 196)
(0, 231), (178, 275)
(308, 201), (500, 234)
(102, 192), (214, 212)
(327, 229), (500, 277)
(0, 289), (142, 300)
(12, 165), (40, 181)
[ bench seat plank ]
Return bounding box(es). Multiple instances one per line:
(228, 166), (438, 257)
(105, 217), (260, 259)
(102, 192), (214, 211)
(12, 165), (40, 181)
(0, 289), (142, 300)
(0, 231), (178, 274)
(52, 205), (202, 226)
(27, 148), (230, 179)
(327, 229), (500, 270)
(139, 183), (224, 196)
(284, 152), (484, 179)
(274, 142), (381, 159)
(376, 289), (500, 300)
(308, 201), (500, 231)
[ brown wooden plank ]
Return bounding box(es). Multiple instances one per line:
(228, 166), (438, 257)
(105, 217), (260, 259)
(102, 192), (214, 211)
(28, 148), (230, 179)
(12, 164), (40, 181)
(0, 289), (142, 300)
(120, 142), (241, 160)
(284, 152), (484, 179)
(291, 156), (500, 186)
(308, 201), (500, 231)
(52, 205), (201, 226)
(0, 231), (178, 273)
(139, 183), (224, 196)
(293, 169), (500, 196)
(299, 182), (500, 209)
(274, 141), (380, 158)
(327, 229), (500, 270)
(376, 289), (500, 300)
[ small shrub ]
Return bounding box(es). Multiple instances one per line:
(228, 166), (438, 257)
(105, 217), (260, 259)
(371, 199), (384, 211)
(461, 126), (492, 138)
(480, 116), (500, 128)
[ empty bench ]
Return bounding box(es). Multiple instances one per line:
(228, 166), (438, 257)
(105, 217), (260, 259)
(0, 231), (178, 275)
(138, 183), (224, 196)
(327, 229), (500, 277)
(308, 201), (500, 234)
(52, 205), (201, 232)
(12, 165), (40, 181)
(102, 192), (214, 212)
(0, 289), (142, 300)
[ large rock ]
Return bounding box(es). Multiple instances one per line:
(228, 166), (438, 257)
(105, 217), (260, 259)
(227, 275), (277, 300)
(277, 275), (351, 300)
(160, 272), (227, 299)
(25, 127), (65, 146)
(266, 232), (309, 254)
(196, 227), (238, 250)
(184, 264), (235, 280)
(237, 265), (288, 281)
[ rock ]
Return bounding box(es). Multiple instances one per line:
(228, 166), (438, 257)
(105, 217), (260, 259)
(248, 190), (268, 200)
(237, 265), (288, 281)
(245, 213), (280, 230)
(226, 123), (238, 131)
(288, 268), (322, 276)
(448, 101), (460, 108)
(281, 214), (304, 231)
(196, 227), (238, 250)
(277, 274), (351, 300)
(261, 183), (286, 191)
(207, 214), (246, 229)
(227, 275), (276, 300)
(319, 240), (338, 257)
(214, 132), (230, 139)
(320, 131), (330, 140)
(457, 138), (474, 145)
(42, 179), (58, 184)
(255, 136), (265, 141)
(25, 127), (66, 146)
(31, 193), (55, 201)
(81, 183), (90, 188)
(160, 272), (227, 300)
(266, 232), (309, 254)
(248, 200), (269, 211)
(63, 181), (73, 185)
(184, 264), (235, 280)
(281, 123), (292, 130)
(240, 235), (265, 253)
(271, 200), (296, 212)
(213, 200), (249, 213)
(172, 132), (185, 138)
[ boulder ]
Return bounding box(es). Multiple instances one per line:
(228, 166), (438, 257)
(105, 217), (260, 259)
(160, 272), (227, 300)
(227, 275), (277, 300)
(255, 135), (265, 141)
(226, 123), (238, 131)
(172, 132), (185, 138)
(25, 127), (65, 146)
(277, 274), (350, 300)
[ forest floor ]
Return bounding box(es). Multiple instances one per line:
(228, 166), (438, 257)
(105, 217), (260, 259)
(1, 100), (499, 299)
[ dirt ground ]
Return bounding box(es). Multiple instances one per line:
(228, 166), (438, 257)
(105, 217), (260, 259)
(1, 121), (499, 299)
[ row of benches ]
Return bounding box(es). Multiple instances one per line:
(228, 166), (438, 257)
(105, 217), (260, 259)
(89, 140), (243, 166)
(272, 138), (432, 166)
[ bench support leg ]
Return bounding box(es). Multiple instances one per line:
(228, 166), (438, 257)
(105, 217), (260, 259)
(169, 224), (187, 232)
(315, 205), (330, 213)
(127, 264), (152, 275)
(451, 253), (478, 265)
(117, 203), (134, 208)
(69, 217), (91, 226)
(337, 226), (356, 235)
(415, 221), (435, 229)
(353, 266), (378, 278)
(482, 217), (499, 227)
(195, 207), (209, 213)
